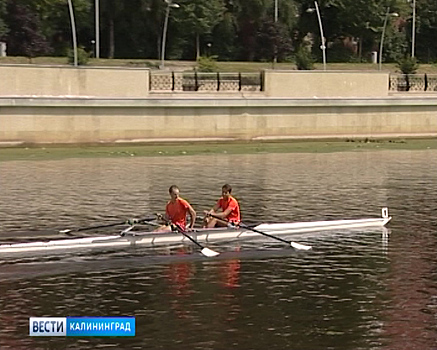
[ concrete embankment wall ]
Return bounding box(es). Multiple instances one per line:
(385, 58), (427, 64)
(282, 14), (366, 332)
(1, 97), (437, 144)
(0, 65), (149, 98)
(0, 65), (436, 145)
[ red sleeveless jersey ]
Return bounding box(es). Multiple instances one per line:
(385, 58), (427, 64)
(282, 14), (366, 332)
(217, 196), (240, 223)
(166, 197), (190, 229)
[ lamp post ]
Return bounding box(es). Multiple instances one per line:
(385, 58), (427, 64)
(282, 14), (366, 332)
(379, 7), (399, 70)
(273, 0), (278, 64)
(307, 1), (326, 70)
(95, 0), (100, 59)
(67, 0), (78, 66)
(160, 0), (180, 70)
(411, 0), (416, 58)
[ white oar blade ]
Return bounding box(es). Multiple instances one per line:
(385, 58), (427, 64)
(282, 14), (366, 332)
(291, 242), (312, 250)
(200, 247), (220, 257)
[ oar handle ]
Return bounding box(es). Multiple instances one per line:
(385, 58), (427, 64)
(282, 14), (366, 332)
(204, 213), (237, 228)
(132, 216), (157, 225)
(60, 216), (157, 234)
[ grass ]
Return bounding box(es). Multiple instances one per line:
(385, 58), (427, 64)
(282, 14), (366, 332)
(0, 139), (436, 162)
(1, 56), (437, 74)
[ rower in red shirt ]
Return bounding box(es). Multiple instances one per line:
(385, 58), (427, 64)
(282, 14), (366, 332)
(156, 185), (196, 232)
(204, 184), (241, 228)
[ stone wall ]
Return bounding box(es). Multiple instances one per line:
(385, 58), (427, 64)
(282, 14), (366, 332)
(264, 70), (389, 98)
(0, 65), (149, 98)
(1, 97), (436, 145)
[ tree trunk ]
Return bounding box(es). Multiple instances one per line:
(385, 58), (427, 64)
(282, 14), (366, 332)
(358, 36), (362, 61)
(196, 33), (200, 60)
(109, 17), (115, 59)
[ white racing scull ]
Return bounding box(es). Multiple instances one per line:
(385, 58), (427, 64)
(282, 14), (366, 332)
(0, 208), (391, 257)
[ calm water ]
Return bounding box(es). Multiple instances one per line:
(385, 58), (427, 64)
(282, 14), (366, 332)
(0, 150), (436, 350)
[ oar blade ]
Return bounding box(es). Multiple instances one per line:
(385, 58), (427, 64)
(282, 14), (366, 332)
(200, 247), (220, 257)
(59, 229), (72, 234)
(291, 242), (312, 250)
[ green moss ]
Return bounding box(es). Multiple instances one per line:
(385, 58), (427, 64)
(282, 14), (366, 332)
(1, 138), (436, 162)
(2, 56), (437, 73)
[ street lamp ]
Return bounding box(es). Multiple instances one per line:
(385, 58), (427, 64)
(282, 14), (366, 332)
(379, 7), (399, 70)
(307, 1), (326, 70)
(160, 0), (180, 70)
(410, 0), (416, 58)
(91, 40), (96, 58)
(95, 0), (100, 59)
(273, 0), (278, 64)
(67, 0), (78, 66)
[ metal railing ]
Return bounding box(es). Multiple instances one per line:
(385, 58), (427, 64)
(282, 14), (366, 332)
(389, 74), (437, 92)
(150, 71), (264, 92)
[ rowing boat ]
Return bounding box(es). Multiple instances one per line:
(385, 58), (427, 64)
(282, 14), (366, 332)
(0, 208), (391, 257)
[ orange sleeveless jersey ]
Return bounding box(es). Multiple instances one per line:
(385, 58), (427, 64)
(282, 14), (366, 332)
(217, 196), (240, 223)
(166, 198), (191, 229)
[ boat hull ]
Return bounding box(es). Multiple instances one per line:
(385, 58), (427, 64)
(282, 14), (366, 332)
(0, 213), (391, 257)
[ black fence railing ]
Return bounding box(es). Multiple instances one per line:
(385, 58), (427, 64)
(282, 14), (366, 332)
(150, 71), (264, 92)
(389, 74), (437, 92)
(151, 71), (437, 93)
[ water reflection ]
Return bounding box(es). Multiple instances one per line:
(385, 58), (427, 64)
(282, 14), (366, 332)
(0, 150), (436, 349)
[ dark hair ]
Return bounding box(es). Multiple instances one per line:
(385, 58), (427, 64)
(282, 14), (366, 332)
(222, 184), (232, 193)
(169, 185), (179, 194)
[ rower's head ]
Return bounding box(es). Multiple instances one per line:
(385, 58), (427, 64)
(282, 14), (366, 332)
(169, 185), (180, 201)
(222, 184), (232, 199)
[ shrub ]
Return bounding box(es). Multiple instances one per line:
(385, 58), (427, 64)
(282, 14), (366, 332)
(397, 56), (419, 75)
(67, 46), (90, 66)
(295, 49), (314, 70)
(197, 55), (218, 72)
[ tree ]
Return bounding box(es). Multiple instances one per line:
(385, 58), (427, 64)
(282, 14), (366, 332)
(4, 1), (52, 57)
(255, 18), (292, 61)
(14, 0), (93, 57)
(414, 0), (437, 62)
(233, 0), (269, 60)
(0, 0), (8, 40)
(211, 9), (238, 60)
(176, 0), (226, 60)
(99, 0), (125, 58)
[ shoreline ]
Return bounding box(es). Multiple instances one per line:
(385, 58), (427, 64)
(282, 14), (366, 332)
(1, 138), (436, 162)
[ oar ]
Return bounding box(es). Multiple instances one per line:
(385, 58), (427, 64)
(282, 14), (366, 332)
(172, 223), (220, 258)
(59, 216), (156, 235)
(207, 214), (311, 251)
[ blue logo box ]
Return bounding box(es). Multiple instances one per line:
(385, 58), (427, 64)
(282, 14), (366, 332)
(29, 317), (135, 337)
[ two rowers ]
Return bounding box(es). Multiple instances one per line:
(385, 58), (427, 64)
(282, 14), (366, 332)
(156, 184), (240, 232)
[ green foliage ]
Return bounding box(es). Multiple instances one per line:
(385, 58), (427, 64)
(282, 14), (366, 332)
(4, 1), (52, 57)
(327, 39), (357, 63)
(197, 55), (218, 72)
(396, 56), (419, 75)
(211, 12), (237, 61)
(177, 0), (226, 58)
(295, 48), (314, 70)
(255, 18), (293, 62)
(382, 24), (408, 63)
(0, 0), (8, 38)
(0, 0), (436, 64)
(67, 46), (89, 66)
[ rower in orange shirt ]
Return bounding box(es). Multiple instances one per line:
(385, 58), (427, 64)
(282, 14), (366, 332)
(156, 185), (196, 232)
(204, 184), (241, 228)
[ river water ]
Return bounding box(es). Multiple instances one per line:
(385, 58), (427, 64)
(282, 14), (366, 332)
(0, 150), (436, 349)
